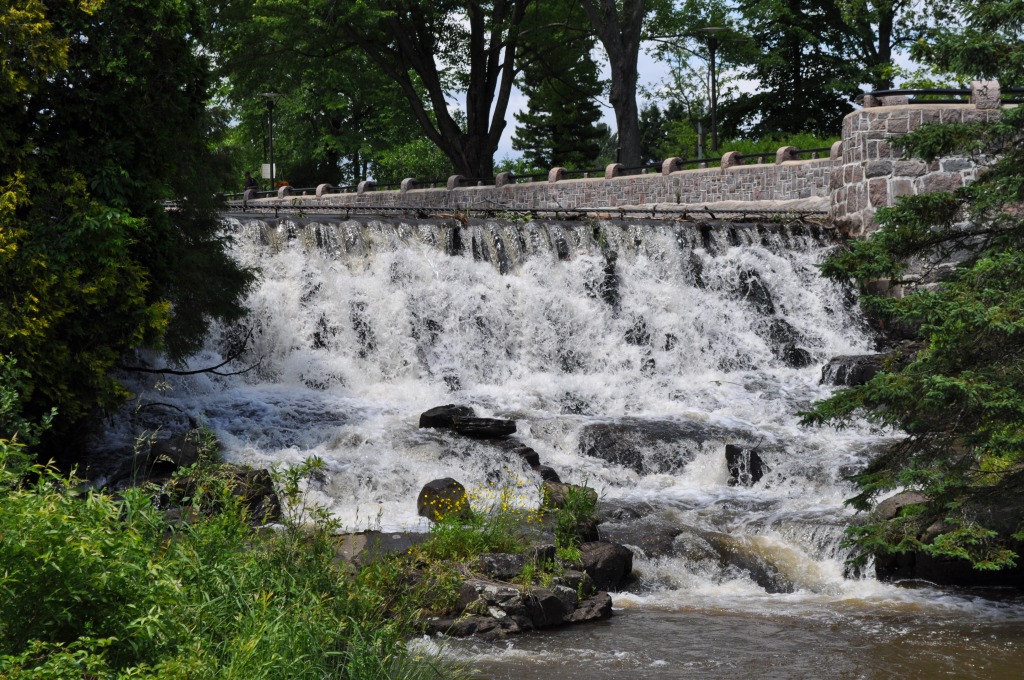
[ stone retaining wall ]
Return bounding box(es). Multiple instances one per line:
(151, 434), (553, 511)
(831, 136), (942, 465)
(240, 81), (1007, 239)
(830, 100), (1004, 237)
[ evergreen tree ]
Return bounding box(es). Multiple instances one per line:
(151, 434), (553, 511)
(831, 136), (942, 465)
(513, 1), (604, 170)
(733, 0), (861, 135)
(804, 1), (1024, 570)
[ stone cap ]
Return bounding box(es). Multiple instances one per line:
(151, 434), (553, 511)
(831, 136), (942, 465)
(548, 167), (568, 183)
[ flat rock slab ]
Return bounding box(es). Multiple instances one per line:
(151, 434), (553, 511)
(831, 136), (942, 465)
(334, 531), (429, 567)
(451, 416), (516, 439)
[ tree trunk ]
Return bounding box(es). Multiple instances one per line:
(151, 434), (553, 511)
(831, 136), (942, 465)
(579, 0), (646, 168)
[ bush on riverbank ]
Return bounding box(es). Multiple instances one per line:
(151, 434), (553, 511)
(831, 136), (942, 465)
(0, 442), (446, 679)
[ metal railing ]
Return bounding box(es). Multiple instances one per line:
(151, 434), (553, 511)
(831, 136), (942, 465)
(859, 87), (1024, 105)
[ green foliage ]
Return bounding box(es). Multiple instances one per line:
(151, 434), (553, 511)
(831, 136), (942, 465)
(512, 0), (605, 170)
(804, 4), (1024, 569)
(0, 452), (443, 678)
(547, 481), (599, 564)
(732, 0), (861, 136)
(1, 0), (255, 454)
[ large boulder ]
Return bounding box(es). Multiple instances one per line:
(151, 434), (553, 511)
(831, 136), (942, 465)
(820, 354), (884, 386)
(416, 478), (470, 521)
(580, 541), (634, 591)
(451, 416), (517, 439)
(419, 404), (476, 429)
(577, 419), (713, 474)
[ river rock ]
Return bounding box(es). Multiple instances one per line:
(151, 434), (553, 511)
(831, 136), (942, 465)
(334, 531), (430, 567)
(726, 444), (766, 486)
(577, 419), (715, 474)
(451, 416), (517, 439)
(416, 477), (470, 521)
(820, 354), (884, 386)
(165, 464), (281, 524)
(598, 514), (685, 559)
(419, 404), (476, 428)
(580, 541), (634, 591)
(565, 591), (613, 623)
(476, 553), (529, 581)
(874, 491), (928, 520)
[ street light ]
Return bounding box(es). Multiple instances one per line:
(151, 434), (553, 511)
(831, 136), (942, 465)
(259, 92), (283, 188)
(696, 27), (726, 153)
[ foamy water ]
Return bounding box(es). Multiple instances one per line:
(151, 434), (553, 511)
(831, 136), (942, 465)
(111, 215), (1023, 676)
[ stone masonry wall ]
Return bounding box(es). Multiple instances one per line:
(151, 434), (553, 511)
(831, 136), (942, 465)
(830, 103), (1004, 237)
(241, 84), (1006, 239)
(260, 156), (837, 214)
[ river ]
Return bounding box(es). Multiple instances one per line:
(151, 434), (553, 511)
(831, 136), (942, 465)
(115, 215), (1024, 678)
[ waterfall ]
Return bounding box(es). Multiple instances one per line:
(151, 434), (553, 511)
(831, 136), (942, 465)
(145, 214), (893, 597)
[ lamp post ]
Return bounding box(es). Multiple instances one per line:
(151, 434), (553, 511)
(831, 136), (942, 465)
(697, 27), (726, 153)
(259, 92), (282, 188)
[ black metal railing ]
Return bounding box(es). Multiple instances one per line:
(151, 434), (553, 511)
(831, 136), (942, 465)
(860, 87), (1024, 105)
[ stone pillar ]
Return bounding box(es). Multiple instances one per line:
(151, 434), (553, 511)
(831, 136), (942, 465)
(548, 167), (567, 183)
(604, 163), (623, 179)
(446, 175), (464, 190)
(721, 151), (743, 169)
(495, 171), (514, 188)
(400, 178), (417, 192)
(829, 141), (843, 160)
(661, 157), (684, 175)
(357, 180), (375, 194)
(775, 146), (799, 164)
(276, 185), (292, 198)
(315, 183), (331, 197)
(971, 80), (1001, 109)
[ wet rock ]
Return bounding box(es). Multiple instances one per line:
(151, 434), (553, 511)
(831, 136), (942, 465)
(577, 418), (722, 474)
(451, 416), (517, 439)
(513, 445), (541, 468)
(580, 541), (634, 591)
(726, 444), (766, 486)
(738, 269), (776, 316)
(820, 354), (884, 386)
(419, 404), (476, 429)
(565, 592), (613, 623)
(166, 464), (281, 525)
(417, 478), (470, 521)
(526, 588), (566, 627)
(599, 515), (685, 559)
(535, 465), (561, 482)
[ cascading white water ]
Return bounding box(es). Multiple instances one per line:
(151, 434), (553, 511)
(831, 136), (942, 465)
(126, 214), (1024, 676)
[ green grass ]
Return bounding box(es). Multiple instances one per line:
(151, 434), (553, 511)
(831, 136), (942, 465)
(0, 446), (449, 679)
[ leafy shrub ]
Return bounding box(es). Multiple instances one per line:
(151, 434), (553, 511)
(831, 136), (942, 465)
(0, 453), (444, 679)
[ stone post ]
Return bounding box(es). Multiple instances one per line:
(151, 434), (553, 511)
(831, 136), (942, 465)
(276, 185), (292, 198)
(357, 180), (375, 194)
(495, 172), (514, 188)
(971, 80), (1001, 109)
(721, 151), (743, 169)
(315, 183), (331, 197)
(775, 146), (799, 164)
(661, 157), (684, 175)
(548, 167), (567, 183)
(604, 163), (622, 179)
(400, 178), (417, 192)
